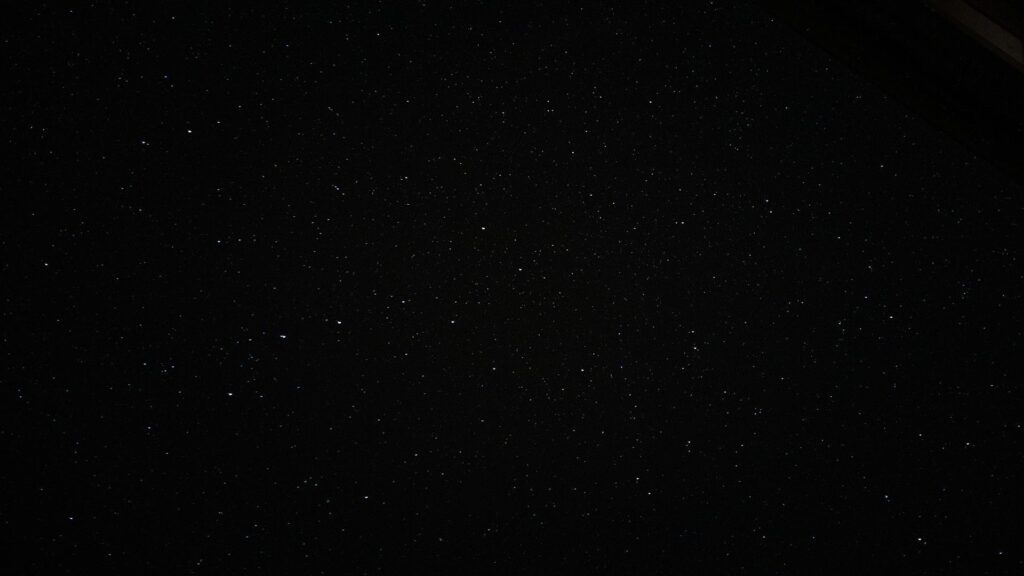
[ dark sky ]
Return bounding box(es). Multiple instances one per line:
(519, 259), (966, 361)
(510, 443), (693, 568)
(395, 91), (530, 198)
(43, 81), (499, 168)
(5, 2), (1023, 573)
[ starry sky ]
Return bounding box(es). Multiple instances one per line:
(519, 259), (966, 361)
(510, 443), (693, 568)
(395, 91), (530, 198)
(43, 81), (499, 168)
(5, 2), (1024, 573)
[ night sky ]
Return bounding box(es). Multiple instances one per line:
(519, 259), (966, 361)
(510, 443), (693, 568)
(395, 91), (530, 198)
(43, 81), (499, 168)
(5, 2), (1024, 573)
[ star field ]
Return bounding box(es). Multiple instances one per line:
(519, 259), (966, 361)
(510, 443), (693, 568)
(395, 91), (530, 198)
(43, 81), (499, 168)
(4, 2), (1024, 573)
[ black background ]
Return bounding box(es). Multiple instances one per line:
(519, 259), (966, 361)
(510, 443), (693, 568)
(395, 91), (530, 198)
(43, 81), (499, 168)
(4, 2), (1023, 573)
